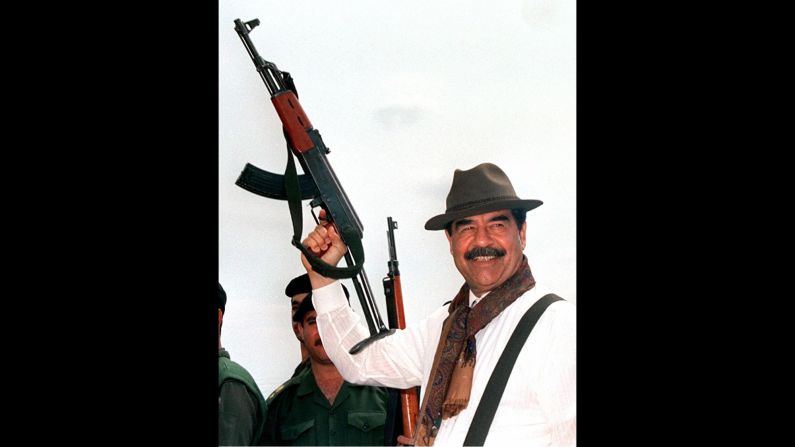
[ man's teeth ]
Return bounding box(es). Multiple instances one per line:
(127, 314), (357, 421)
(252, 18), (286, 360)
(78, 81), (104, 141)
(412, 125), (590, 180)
(474, 256), (495, 261)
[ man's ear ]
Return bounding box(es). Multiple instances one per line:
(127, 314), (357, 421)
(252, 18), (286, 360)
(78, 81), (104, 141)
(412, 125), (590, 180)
(293, 322), (304, 342)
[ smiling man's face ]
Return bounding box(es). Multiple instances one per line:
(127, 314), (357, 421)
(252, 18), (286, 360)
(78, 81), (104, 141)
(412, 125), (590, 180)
(446, 209), (526, 297)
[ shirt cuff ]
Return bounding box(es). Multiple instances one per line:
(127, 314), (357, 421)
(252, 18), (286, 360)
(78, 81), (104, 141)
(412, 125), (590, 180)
(312, 281), (349, 314)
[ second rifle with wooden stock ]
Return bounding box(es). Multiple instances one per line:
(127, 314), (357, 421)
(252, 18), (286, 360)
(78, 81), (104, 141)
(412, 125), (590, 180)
(382, 217), (419, 441)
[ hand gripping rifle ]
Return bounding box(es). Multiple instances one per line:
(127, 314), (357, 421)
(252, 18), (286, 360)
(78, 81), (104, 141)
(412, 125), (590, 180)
(232, 18), (393, 352)
(382, 217), (419, 441)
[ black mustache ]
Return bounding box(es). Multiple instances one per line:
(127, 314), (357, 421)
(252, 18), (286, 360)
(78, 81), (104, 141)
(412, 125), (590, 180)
(465, 246), (506, 260)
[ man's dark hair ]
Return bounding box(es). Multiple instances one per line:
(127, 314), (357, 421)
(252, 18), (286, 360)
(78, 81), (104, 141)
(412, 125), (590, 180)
(218, 282), (227, 313)
(444, 208), (527, 235)
(285, 273), (350, 300)
(285, 273), (312, 297)
(292, 293), (315, 324)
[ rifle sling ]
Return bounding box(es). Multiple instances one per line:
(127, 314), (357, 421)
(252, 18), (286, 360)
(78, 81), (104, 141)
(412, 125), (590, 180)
(463, 293), (564, 446)
(283, 141), (364, 279)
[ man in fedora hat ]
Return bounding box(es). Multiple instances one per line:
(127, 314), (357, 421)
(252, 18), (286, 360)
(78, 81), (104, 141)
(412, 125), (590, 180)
(298, 163), (576, 446)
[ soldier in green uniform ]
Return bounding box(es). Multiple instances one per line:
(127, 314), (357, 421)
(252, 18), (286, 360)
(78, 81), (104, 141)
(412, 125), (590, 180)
(261, 294), (388, 445)
(285, 274), (350, 379)
(218, 283), (267, 446)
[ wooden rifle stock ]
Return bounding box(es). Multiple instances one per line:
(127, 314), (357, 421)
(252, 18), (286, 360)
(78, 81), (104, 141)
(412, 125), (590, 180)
(394, 275), (419, 440)
(383, 217), (419, 441)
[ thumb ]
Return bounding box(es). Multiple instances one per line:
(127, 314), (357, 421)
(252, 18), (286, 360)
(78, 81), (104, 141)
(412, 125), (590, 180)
(326, 224), (348, 261)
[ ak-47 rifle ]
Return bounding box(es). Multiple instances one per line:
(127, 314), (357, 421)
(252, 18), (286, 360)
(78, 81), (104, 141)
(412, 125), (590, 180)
(382, 217), (419, 442)
(232, 18), (393, 352)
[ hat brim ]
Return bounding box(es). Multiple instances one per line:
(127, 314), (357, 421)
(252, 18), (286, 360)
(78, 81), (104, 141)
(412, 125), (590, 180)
(424, 199), (543, 231)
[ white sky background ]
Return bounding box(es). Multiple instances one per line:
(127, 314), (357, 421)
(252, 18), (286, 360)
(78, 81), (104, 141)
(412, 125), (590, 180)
(219, 0), (576, 397)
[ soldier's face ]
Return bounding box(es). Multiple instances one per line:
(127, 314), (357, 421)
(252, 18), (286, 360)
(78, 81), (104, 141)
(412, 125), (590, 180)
(291, 292), (309, 342)
(298, 310), (332, 365)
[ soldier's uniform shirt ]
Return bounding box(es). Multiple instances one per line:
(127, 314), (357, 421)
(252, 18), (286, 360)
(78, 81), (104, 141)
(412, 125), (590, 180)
(218, 348), (267, 446)
(261, 365), (388, 445)
(291, 357), (311, 378)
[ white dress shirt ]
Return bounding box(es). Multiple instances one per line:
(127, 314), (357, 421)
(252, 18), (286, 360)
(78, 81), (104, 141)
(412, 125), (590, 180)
(313, 281), (576, 446)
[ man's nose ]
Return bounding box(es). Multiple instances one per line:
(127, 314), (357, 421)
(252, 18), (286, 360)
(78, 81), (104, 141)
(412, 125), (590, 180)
(473, 225), (493, 246)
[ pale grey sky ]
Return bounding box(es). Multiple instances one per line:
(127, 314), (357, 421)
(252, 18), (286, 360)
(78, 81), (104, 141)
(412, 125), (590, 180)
(219, 0), (576, 397)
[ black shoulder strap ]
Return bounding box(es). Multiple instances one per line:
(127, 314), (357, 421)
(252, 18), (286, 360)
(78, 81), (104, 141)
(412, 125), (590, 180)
(463, 293), (564, 446)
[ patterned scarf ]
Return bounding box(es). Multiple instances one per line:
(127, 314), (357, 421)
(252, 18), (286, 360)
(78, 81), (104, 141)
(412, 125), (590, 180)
(414, 256), (535, 445)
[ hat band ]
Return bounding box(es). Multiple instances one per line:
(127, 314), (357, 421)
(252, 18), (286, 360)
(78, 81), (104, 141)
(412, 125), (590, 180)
(446, 195), (519, 213)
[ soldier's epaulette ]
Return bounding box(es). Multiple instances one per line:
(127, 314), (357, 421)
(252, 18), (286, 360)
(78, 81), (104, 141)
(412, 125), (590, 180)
(265, 368), (308, 404)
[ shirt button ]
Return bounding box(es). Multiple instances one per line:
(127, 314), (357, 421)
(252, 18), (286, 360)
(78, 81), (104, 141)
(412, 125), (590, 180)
(362, 423), (369, 430)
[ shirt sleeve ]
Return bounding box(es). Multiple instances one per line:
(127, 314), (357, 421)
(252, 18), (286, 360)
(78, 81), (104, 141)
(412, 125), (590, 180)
(313, 280), (447, 389)
(218, 380), (258, 446)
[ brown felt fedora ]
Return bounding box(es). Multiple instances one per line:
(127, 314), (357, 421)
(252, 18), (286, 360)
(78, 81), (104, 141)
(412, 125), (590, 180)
(424, 163), (543, 231)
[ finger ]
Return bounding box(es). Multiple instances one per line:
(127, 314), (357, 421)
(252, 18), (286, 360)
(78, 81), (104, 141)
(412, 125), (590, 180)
(303, 229), (328, 250)
(305, 233), (329, 252)
(313, 226), (332, 249)
(326, 223), (340, 241)
(317, 208), (329, 225)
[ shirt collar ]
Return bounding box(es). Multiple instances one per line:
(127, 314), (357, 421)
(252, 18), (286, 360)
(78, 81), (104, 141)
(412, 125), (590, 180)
(296, 367), (317, 397)
(469, 290), (490, 308)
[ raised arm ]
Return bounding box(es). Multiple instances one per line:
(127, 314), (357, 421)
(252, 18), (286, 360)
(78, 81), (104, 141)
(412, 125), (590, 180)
(300, 213), (444, 389)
